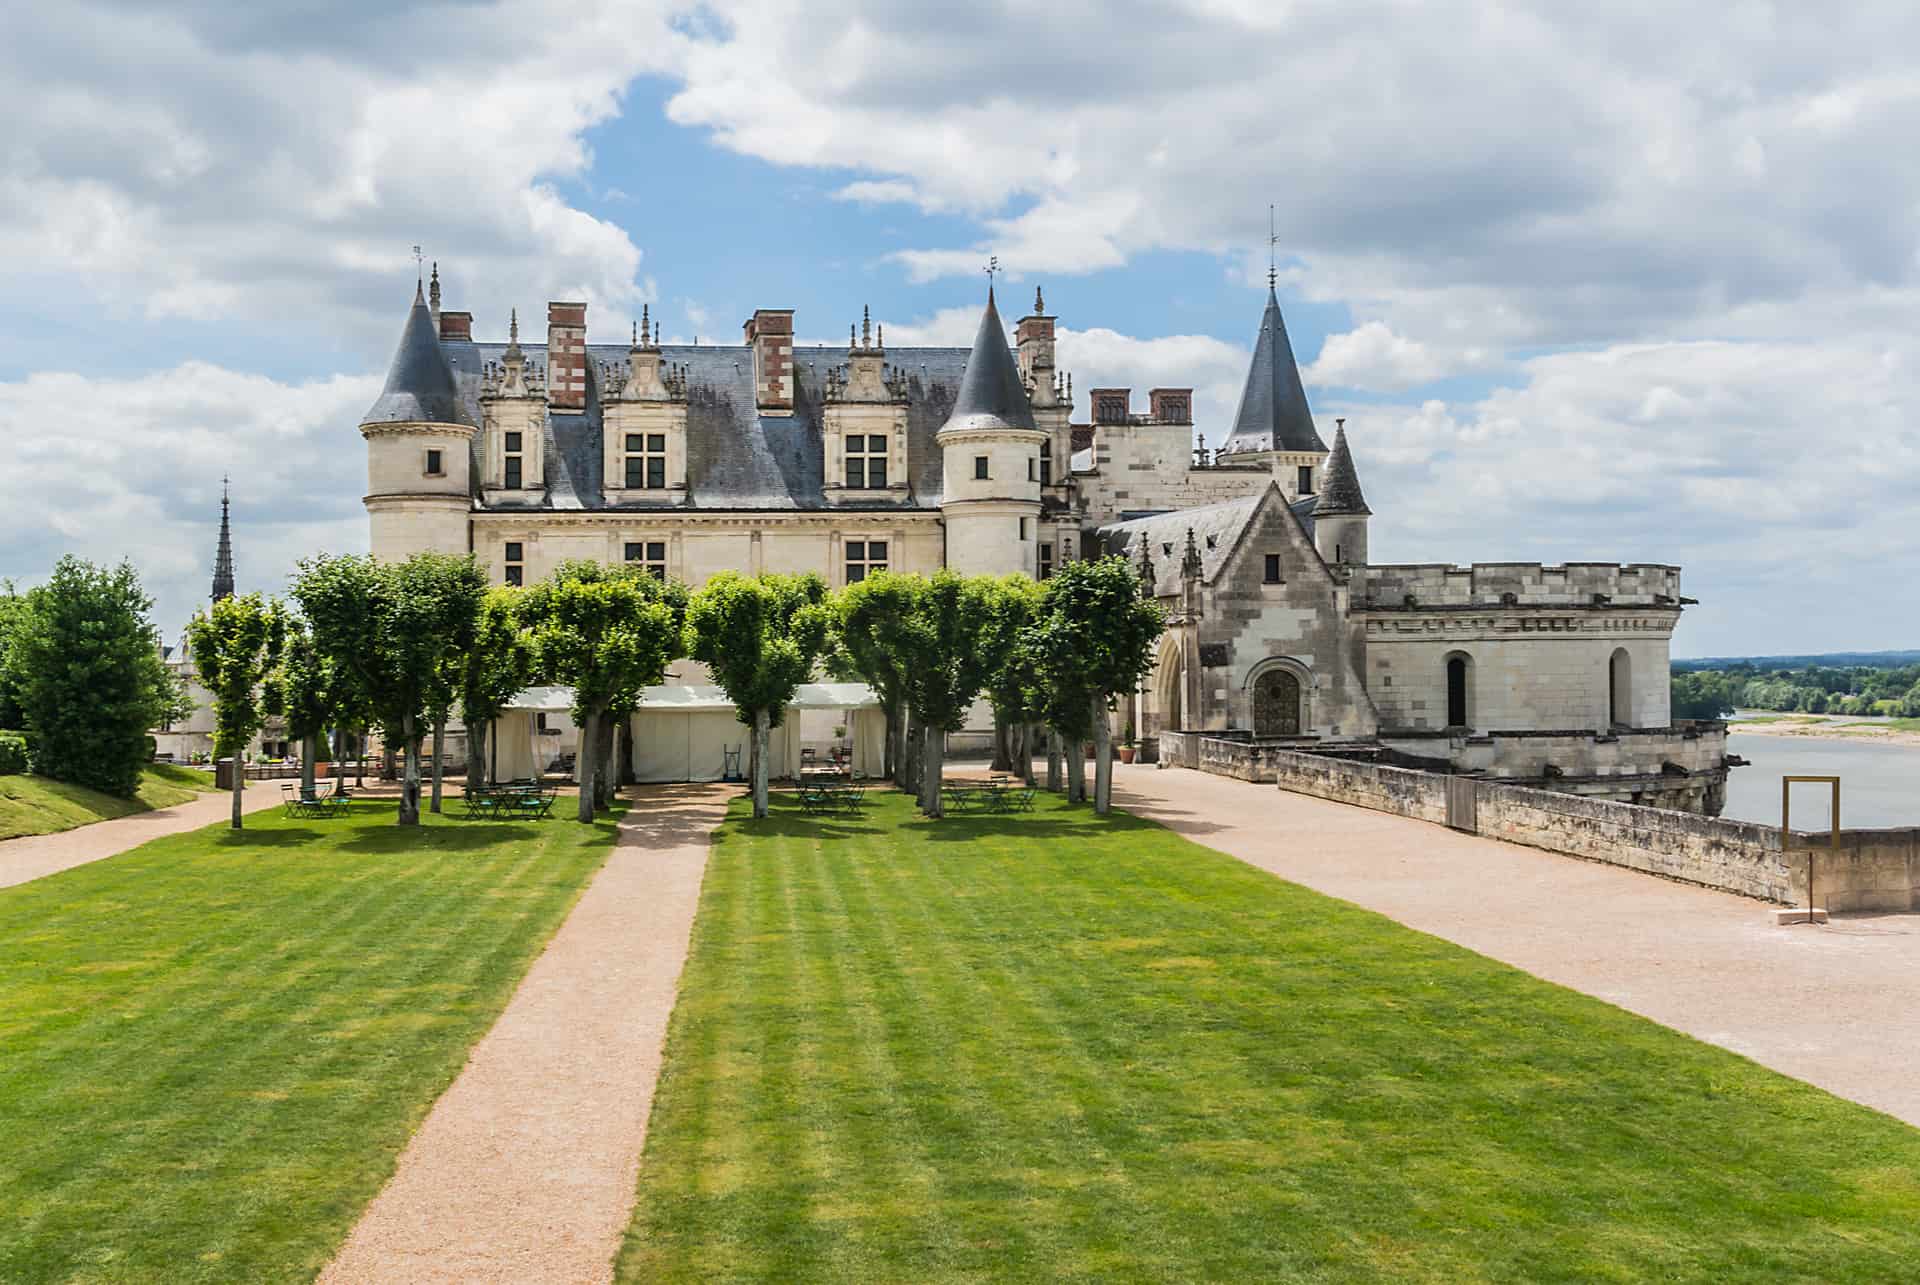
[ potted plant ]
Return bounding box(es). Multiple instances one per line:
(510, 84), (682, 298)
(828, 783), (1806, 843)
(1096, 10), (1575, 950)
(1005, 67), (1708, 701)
(1118, 720), (1137, 765)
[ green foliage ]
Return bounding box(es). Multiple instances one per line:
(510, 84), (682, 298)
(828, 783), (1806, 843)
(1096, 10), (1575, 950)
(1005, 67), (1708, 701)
(456, 586), (536, 729)
(687, 572), (831, 729)
(832, 570), (922, 721)
(0, 580), (24, 729)
(3, 557), (179, 798)
(0, 732), (26, 776)
(274, 619), (334, 743)
(980, 575), (1046, 727)
(1673, 659), (1920, 719)
(1670, 669), (1738, 720)
(1023, 557), (1167, 743)
(894, 570), (1003, 734)
(185, 593), (287, 761)
(519, 566), (685, 721)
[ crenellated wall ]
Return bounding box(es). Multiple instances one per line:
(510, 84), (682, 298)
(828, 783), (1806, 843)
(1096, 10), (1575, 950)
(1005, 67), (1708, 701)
(1360, 562), (1683, 608)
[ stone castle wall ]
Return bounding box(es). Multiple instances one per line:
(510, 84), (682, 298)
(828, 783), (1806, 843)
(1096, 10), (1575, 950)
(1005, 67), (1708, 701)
(1360, 562), (1682, 607)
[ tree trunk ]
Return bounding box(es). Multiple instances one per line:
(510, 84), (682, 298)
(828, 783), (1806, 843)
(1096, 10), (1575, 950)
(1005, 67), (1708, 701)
(596, 715), (617, 810)
(618, 718), (635, 787)
(900, 711), (918, 794)
(747, 723), (762, 798)
(1046, 730), (1063, 792)
(922, 722), (945, 816)
(230, 747), (244, 829)
(1092, 694), (1113, 815)
(399, 712), (421, 825)
(332, 727), (346, 797)
(751, 708), (771, 818)
(989, 715), (1011, 772)
(882, 705), (898, 781)
(1066, 738), (1086, 804)
(301, 733), (316, 796)
(576, 708), (599, 823)
(1018, 722), (1035, 784)
(467, 720), (487, 790)
(355, 730), (365, 788)
(430, 717), (446, 814)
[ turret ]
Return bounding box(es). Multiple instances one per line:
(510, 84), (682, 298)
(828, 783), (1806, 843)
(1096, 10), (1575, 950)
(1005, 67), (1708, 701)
(1214, 284), (1328, 499)
(360, 281), (475, 558)
(1313, 418), (1371, 568)
(938, 286), (1047, 576)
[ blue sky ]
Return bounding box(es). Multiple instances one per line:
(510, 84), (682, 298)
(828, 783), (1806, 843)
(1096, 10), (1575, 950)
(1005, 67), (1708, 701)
(3, 1), (1918, 658)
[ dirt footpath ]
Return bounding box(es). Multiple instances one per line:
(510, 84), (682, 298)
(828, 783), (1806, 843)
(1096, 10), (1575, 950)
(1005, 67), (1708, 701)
(0, 781), (280, 890)
(319, 783), (734, 1285)
(1115, 765), (1920, 1129)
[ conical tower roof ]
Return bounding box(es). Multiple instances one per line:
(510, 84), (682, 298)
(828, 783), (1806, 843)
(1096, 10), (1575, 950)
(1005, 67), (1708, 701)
(1221, 287), (1325, 456)
(211, 480), (235, 602)
(939, 287), (1036, 435)
(361, 284), (470, 427)
(1316, 423), (1371, 516)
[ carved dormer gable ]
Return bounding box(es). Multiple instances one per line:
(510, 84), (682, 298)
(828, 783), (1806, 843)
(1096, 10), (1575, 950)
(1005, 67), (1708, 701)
(823, 306), (911, 505)
(479, 309), (547, 498)
(603, 307), (689, 505)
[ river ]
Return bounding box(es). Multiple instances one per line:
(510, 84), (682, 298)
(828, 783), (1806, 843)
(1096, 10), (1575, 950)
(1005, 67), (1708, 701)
(1721, 731), (1920, 830)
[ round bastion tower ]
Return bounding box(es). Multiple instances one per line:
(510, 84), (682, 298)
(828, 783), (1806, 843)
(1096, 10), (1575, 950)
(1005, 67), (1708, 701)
(938, 286), (1048, 576)
(360, 281), (476, 559)
(1313, 420), (1371, 568)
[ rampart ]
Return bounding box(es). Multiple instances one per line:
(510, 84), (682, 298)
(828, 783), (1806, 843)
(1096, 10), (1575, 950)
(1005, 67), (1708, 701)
(1159, 738), (1919, 911)
(1359, 562), (1683, 608)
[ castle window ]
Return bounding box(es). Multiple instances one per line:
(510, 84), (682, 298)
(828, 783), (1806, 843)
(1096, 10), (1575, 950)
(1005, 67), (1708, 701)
(1264, 554), (1282, 583)
(424, 448), (443, 477)
(504, 431), (523, 490)
(1028, 457), (1035, 481)
(624, 540), (668, 579)
(625, 433), (666, 490)
(504, 541), (524, 587)
(1038, 541), (1054, 580)
(974, 455), (990, 480)
(1297, 465), (1314, 495)
(845, 539), (888, 584)
(1446, 653), (1473, 728)
(845, 434), (888, 489)
(1039, 452), (1052, 486)
(1020, 517), (1031, 540)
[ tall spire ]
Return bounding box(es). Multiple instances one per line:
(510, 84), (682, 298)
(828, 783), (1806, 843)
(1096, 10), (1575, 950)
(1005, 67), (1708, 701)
(939, 285), (1037, 434)
(1317, 418), (1372, 516)
(1219, 286), (1325, 456)
(211, 478), (235, 602)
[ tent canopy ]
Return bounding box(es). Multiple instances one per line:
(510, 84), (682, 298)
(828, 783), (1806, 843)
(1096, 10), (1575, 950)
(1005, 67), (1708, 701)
(505, 681), (879, 714)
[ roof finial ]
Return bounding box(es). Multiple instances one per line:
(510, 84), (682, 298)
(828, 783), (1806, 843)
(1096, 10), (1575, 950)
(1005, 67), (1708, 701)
(1267, 204), (1278, 290)
(428, 261), (440, 314)
(1136, 534), (1155, 589)
(876, 323), (883, 349)
(412, 244), (424, 288)
(1035, 284), (1045, 315)
(632, 320), (639, 347)
(984, 254), (999, 295)
(1182, 526), (1204, 580)
(862, 304), (871, 349)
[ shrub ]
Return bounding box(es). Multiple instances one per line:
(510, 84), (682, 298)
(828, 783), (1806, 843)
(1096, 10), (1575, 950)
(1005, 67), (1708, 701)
(0, 732), (28, 775)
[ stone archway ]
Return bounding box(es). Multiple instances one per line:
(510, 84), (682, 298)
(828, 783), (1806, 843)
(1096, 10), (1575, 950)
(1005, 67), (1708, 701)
(1154, 638), (1184, 733)
(1252, 668), (1303, 737)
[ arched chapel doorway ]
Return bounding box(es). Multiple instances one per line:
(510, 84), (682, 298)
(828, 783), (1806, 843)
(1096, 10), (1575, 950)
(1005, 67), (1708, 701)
(1252, 668), (1304, 737)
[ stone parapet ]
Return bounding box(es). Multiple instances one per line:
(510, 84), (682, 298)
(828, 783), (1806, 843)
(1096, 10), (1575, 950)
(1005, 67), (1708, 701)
(1360, 562), (1683, 608)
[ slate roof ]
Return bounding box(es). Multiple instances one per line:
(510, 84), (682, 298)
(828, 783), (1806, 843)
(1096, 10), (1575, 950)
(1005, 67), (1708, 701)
(1219, 287), (1325, 457)
(938, 287), (1036, 434)
(1094, 486), (1316, 597)
(439, 335), (976, 511)
(363, 285), (472, 427)
(1316, 423), (1371, 516)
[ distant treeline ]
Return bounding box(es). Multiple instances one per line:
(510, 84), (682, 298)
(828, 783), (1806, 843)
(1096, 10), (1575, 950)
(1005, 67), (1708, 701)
(1674, 650), (1920, 672)
(1672, 658), (1920, 721)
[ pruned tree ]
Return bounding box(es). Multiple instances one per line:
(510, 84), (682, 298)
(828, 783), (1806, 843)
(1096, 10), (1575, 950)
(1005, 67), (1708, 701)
(274, 619), (334, 798)
(186, 592), (287, 829)
(457, 587), (535, 788)
(687, 572), (831, 818)
(293, 552), (487, 826)
(897, 571), (1004, 817)
(519, 564), (684, 822)
(833, 570), (922, 786)
(980, 575), (1045, 784)
(1028, 557), (1166, 814)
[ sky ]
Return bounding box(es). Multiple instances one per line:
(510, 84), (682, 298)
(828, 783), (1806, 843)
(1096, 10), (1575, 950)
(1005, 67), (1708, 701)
(2, 0), (1917, 658)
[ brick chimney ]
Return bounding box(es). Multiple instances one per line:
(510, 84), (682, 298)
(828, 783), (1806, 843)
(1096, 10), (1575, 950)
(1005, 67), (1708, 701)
(743, 308), (794, 414)
(1090, 388), (1132, 425)
(547, 301), (587, 411)
(1149, 388), (1192, 424)
(437, 311), (473, 342)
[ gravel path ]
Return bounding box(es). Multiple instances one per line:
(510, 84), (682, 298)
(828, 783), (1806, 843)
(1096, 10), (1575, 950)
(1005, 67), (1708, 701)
(1114, 764), (1920, 1128)
(319, 783), (734, 1285)
(0, 780), (279, 890)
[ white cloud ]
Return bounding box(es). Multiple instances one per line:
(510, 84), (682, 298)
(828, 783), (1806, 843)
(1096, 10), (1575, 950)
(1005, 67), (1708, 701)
(1306, 322), (1465, 392)
(0, 363), (376, 632)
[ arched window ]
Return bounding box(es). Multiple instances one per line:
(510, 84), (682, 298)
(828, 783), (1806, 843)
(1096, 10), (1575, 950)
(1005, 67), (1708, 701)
(1610, 647), (1633, 727)
(1444, 652), (1472, 728)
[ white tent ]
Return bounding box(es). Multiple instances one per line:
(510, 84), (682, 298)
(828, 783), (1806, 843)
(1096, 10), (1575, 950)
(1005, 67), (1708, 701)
(626, 682), (885, 783)
(494, 687), (578, 781)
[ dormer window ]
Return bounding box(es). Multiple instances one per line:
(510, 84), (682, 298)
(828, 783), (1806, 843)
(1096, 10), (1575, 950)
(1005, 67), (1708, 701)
(845, 435), (888, 489)
(503, 430), (523, 489)
(625, 433), (666, 489)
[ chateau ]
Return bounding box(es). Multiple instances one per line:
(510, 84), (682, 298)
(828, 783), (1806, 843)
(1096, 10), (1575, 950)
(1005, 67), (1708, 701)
(359, 270), (1731, 811)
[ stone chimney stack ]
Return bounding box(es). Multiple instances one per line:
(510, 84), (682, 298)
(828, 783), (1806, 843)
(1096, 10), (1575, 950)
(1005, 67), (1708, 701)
(437, 311), (472, 342)
(1016, 286), (1055, 384)
(743, 308), (795, 415)
(547, 300), (588, 411)
(1149, 388), (1193, 424)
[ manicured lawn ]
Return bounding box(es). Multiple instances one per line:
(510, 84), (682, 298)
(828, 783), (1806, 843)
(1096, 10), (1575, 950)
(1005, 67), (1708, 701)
(0, 797), (622, 1283)
(623, 789), (1920, 1282)
(0, 764), (218, 840)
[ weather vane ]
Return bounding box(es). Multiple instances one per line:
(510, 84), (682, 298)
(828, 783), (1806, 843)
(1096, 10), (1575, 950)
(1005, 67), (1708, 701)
(1267, 205), (1278, 288)
(412, 244), (424, 284)
(984, 255), (1000, 286)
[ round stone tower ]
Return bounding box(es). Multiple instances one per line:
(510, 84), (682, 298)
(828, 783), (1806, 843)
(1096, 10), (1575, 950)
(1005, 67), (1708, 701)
(1313, 420), (1371, 567)
(361, 282), (476, 559)
(938, 286), (1048, 576)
